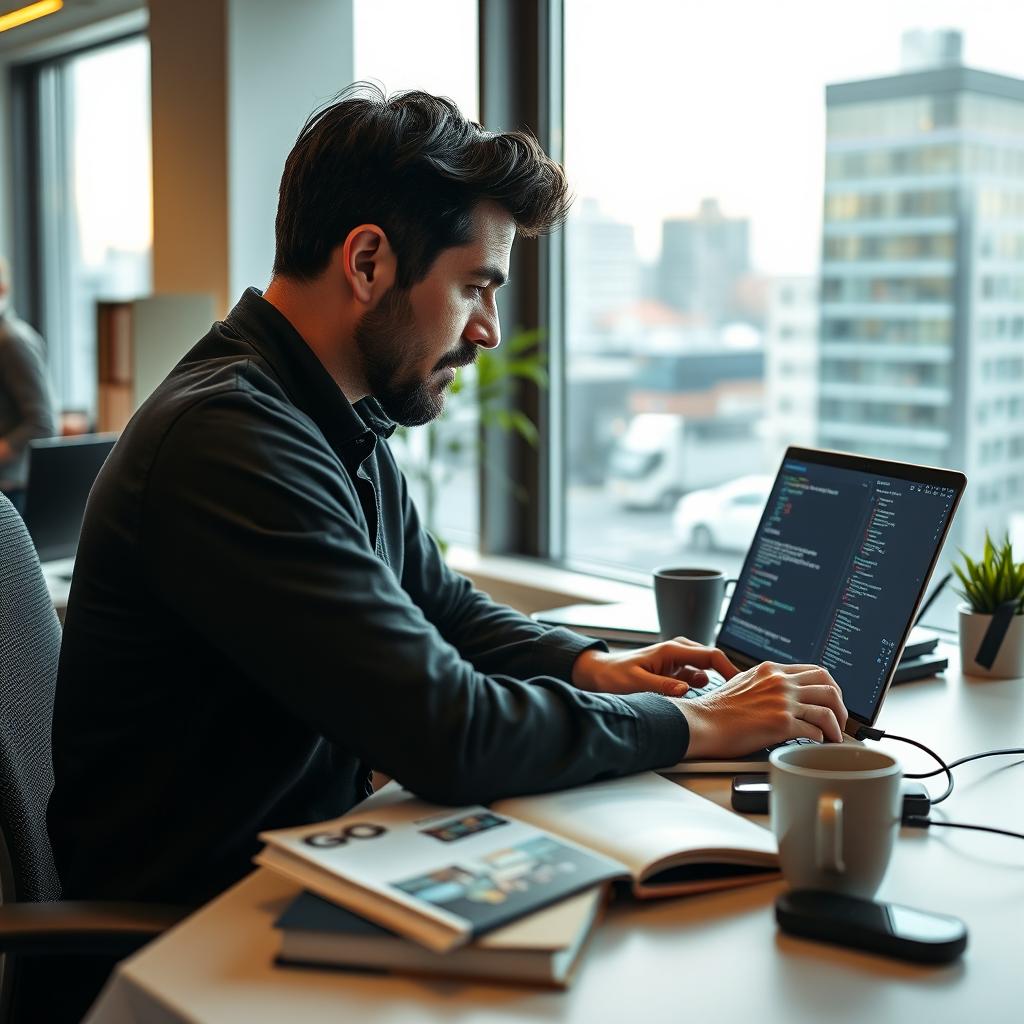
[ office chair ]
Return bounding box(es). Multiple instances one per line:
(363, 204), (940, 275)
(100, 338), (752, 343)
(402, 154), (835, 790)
(0, 493), (187, 1022)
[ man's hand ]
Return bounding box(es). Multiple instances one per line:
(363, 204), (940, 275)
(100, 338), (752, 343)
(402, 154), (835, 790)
(670, 661), (848, 759)
(0, 438), (13, 465)
(571, 638), (739, 698)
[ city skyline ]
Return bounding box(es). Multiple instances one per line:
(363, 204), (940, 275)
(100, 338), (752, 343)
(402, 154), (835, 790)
(565, 0), (1024, 272)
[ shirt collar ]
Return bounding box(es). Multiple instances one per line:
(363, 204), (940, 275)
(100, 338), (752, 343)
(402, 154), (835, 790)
(224, 288), (397, 450)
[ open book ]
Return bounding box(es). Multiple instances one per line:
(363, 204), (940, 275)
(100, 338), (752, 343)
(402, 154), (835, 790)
(256, 772), (778, 954)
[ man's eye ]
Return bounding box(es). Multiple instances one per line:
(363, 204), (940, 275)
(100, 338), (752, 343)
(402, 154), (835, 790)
(467, 284), (486, 296)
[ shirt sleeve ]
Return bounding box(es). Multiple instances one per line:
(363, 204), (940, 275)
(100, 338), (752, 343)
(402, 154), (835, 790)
(143, 387), (688, 807)
(391, 455), (605, 683)
(0, 328), (55, 454)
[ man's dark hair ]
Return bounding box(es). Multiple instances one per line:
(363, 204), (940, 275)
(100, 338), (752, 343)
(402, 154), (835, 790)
(273, 82), (571, 287)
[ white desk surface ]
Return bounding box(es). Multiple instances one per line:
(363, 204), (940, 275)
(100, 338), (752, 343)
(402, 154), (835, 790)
(41, 556), (74, 621)
(85, 646), (1023, 1024)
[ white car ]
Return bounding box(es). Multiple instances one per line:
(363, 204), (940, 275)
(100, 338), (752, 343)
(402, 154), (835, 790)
(671, 475), (774, 552)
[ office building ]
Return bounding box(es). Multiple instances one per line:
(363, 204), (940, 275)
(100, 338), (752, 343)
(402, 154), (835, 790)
(819, 29), (1024, 549)
(565, 198), (643, 352)
(763, 275), (819, 462)
(657, 198), (751, 326)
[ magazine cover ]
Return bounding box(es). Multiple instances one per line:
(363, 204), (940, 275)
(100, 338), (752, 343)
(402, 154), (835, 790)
(257, 786), (622, 952)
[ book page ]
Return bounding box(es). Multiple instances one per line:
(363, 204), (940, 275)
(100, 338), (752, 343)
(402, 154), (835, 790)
(495, 772), (777, 882)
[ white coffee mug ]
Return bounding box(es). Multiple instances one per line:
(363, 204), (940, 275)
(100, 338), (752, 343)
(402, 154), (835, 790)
(769, 744), (902, 898)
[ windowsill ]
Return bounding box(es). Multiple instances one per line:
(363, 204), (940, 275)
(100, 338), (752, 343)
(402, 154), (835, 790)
(446, 544), (650, 615)
(445, 545), (960, 638)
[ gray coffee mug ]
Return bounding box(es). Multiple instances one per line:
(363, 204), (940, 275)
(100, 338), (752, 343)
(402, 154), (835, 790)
(653, 567), (733, 645)
(769, 744), (902, 898)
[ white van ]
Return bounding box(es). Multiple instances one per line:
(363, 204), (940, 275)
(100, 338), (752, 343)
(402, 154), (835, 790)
(607, 413), (760, 510)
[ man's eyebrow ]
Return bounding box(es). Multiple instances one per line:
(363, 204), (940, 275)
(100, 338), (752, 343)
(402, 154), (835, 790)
(472, 265), (508, 288)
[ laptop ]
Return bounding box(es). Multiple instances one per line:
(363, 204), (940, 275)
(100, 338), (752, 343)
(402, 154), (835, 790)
(22, 433), (117, 563)
(665, 446), (966, 773)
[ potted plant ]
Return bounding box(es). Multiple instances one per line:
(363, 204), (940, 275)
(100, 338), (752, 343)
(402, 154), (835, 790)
(953, 532), (1024, 678)
(391, 327), (547, 553)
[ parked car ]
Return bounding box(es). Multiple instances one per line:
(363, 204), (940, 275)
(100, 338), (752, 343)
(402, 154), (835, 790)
(671, 475), (773, 552)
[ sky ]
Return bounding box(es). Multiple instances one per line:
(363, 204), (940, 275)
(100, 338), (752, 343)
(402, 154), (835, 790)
(357, 0), (1024, 276)
(565, 0), (1024, 271)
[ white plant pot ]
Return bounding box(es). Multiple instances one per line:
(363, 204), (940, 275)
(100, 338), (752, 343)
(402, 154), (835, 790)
(958, 604), (1024, 679)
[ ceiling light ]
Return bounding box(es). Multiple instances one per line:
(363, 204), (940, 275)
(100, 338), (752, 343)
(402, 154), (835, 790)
(0, 1), (64, 34)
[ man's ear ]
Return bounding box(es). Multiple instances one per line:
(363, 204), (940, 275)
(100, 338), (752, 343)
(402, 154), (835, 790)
(340, 224), (397, 305)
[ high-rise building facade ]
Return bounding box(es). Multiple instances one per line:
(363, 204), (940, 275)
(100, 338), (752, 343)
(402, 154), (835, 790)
(565, 199), (643, 353)
(764, 275), (819, 464)
(658, 198), (750, 325)
(819, 31), (1024, 550)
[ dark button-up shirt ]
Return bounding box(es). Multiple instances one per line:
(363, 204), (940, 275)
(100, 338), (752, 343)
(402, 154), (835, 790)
(49, 288), (688, 905)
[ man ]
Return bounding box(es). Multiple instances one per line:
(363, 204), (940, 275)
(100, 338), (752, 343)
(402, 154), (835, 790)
(0, 259), (55, 510)
(50, 85), (846, 911)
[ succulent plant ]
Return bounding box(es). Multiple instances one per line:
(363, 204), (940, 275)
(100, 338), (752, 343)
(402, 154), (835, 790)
(953, 532), (1024, 615)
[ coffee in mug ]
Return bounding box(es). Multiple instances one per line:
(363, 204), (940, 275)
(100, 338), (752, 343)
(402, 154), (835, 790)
(653, 567), (729, 645)
(769, 744), (902, 899)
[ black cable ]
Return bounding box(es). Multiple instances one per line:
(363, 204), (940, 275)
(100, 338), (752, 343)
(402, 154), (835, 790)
(856, 726), (954, 804)
(913, 571), (951, 628)
(857, 726), (1024, 840)
(904, 817), (1024, 842)
(905, 747), (1024, 780)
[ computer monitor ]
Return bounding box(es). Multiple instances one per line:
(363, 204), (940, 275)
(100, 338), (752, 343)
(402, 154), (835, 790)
(22, 433), (117, 562)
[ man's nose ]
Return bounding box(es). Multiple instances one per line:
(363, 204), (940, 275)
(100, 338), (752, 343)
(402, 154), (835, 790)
(464, 310), (501, 350)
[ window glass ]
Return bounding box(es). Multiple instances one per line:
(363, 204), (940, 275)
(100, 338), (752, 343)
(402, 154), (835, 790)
(354, 0), (479, 548)
(36, 37), (152, 420)
(562, 1), (1024, 629)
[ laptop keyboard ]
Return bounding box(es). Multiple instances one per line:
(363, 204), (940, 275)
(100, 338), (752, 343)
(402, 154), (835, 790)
(680, 672), (728, 699)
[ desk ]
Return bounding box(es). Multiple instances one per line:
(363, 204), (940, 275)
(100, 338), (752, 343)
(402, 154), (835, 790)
(41, 556), (73, 622)
(85, 646), (1023, 1024)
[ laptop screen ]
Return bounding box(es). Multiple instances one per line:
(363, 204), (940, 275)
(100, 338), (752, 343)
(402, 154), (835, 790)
(23, 433), (117, 562)
(716, 448), (966, 725)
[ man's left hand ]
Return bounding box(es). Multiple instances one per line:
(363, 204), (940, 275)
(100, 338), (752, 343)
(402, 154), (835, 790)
(571, 638), (739, 698)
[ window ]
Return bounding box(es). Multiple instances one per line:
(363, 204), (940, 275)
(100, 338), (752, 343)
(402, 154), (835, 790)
(353, 0), (480, 548)
(558, 1), (1024, 628)
(18, 36), (152, 421)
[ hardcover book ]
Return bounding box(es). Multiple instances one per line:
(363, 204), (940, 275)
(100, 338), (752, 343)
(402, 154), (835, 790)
(274, 885), (604, 987)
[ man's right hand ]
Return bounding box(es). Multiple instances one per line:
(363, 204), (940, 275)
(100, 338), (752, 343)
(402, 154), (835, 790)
(670, 661), (848, 760)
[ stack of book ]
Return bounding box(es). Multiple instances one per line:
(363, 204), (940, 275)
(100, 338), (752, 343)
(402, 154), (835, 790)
(256, 772), (781, 987)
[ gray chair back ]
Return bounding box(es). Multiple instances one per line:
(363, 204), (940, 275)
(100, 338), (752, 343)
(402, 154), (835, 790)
(0, 493), (61, 904)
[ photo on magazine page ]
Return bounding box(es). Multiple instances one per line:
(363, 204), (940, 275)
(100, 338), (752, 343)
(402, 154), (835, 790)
(392, 833), (609, 933)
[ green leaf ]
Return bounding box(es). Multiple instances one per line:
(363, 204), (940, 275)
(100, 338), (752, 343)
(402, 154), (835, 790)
(507, 327), (546, 355)
(507, 409), (539, 447)
(501, 359), (549, 388)
(953, 529), (1024, 612)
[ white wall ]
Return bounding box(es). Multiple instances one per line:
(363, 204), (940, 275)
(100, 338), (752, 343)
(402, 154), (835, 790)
(227, 0), (354, 300)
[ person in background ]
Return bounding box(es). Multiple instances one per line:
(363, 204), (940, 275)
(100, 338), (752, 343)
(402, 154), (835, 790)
(0, 258), (56, 512)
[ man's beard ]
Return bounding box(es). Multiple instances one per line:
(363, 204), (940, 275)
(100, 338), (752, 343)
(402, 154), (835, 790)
(354, 286), (476, 427)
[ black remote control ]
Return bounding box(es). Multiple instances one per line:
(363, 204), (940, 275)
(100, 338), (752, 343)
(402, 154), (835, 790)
(776, 890), (967, 964)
